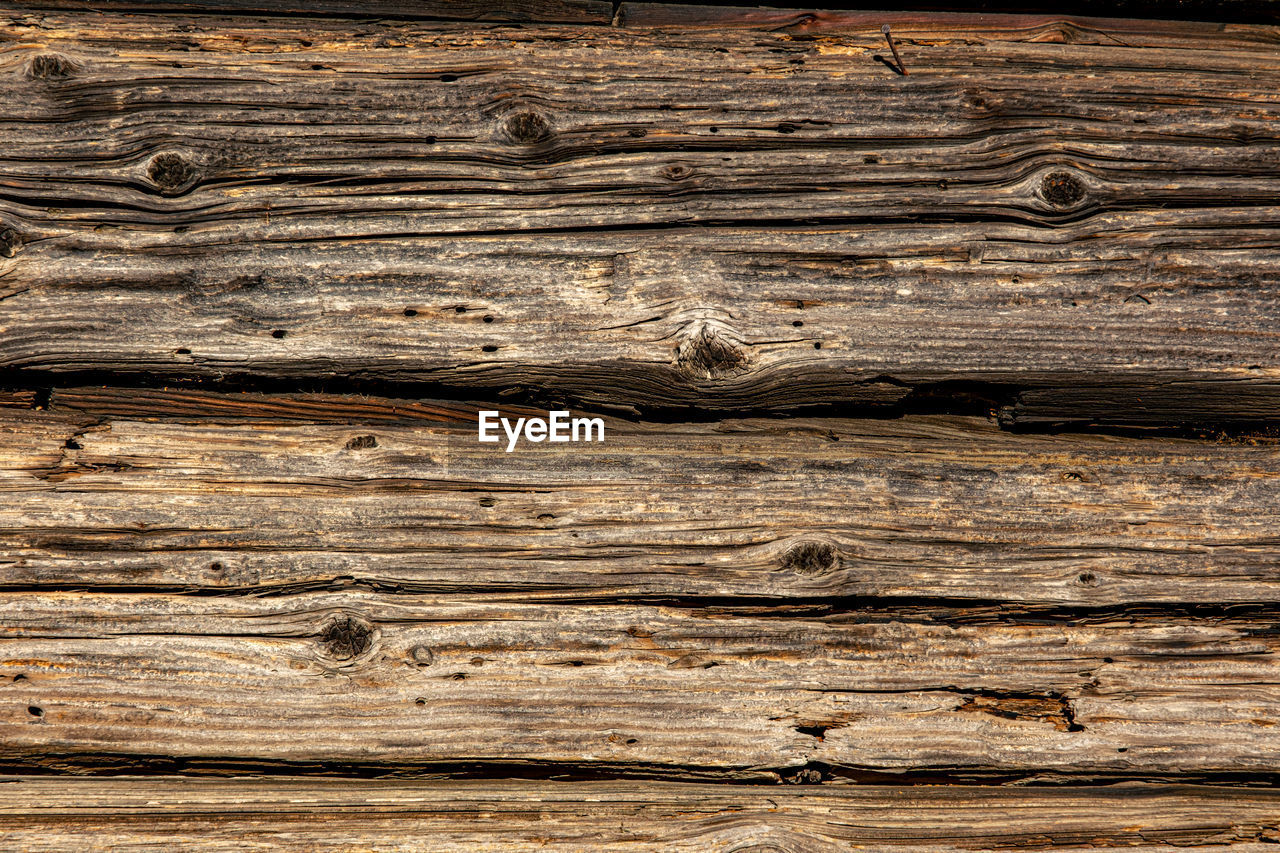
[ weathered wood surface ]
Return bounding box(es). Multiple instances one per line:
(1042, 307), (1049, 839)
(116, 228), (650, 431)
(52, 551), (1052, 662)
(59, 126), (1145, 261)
(1, 11), (1278, 413)
(3, 3), (1280, 844)
(3, 778), (1279, 851)
(10, 586), (1280, 776)
(6, 0), (616, 22)
(2, 391), (1280, 778)
(3, 388), (1279, 604)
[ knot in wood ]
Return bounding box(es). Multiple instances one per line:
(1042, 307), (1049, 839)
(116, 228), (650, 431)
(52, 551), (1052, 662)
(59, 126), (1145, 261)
(506, 111), (551, 144)
(781, 540), (837, 576)
(27, 53), (77, 80)
(675, 324), (748, 380)
(661, 163), (693, 181)
(147, 152), (199, 195)
(0, 228), (21, 259)
(318, 615), (374, 661)
(410, 645), (435, 666)
(1040, 171), (1085, 208)
(345, 434), (377, 450)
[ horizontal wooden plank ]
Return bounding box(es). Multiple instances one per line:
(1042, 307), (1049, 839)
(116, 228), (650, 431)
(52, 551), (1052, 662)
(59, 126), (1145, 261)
(6, 0), (615, 23)
(1, 13), (1278, 413)
(5, 590), (1280, 775)
(620, 4), (1280, 28)
(1, 388), (1278, 604)
(2, 777), (1279, 851)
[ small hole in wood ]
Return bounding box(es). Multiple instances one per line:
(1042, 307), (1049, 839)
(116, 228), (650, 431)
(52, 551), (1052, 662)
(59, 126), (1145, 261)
(792, 320), (803, 327)
(209, 562), (224, 572)
(403, 308), (418, 317)
(175, 347), (191, 355)
(439, 74), (457, 82)
(454, 305), (467, 313)
(482, 344), (498, 352)
(63, 438), (81, 450)
(1077, 571), (1098, 587)
(271, 329), (287, 339)
(482, 315), (494, 323)
(813, 342), (822, 349)
(414, 697), (426, 705)
(27, 706), (43, 718)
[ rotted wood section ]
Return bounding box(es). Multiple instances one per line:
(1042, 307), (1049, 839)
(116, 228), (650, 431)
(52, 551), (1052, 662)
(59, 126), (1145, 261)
(2, 1), (1280, 849)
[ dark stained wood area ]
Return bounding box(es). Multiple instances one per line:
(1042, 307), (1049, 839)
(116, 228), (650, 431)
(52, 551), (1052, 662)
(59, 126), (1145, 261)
(1, 1), (1279, 848)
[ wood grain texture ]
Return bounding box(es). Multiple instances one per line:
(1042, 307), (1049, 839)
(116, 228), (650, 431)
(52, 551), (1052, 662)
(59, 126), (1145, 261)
(1, 388), (1278, 604)
(1, 778), (1279, 851)
(0, 11), (1278, 412)
(6, 0), (615, 23)
(8, 588), (1280, 775)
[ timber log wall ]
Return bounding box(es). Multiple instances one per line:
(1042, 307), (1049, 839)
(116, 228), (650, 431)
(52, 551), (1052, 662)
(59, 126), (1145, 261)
(1, 1), (1280, 849)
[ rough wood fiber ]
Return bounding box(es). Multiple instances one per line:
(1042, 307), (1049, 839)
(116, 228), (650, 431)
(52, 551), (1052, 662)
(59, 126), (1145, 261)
(6, 0), (616, 22)
(0, 12), (1278, 412)
(1, 778), (1279, 851)
(3, 3), (1280, 845)
(4, 392), (1280, 779)
(2, 388), (1279, 604)
(8, 589), (1280, 776)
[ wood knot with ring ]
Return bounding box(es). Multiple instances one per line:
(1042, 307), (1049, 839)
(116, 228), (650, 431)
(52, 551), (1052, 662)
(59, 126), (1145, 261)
(316, 614), (376, 662)
(0, 228), (22, 258)
(27, 53), (78, 80)
(147, 152), (199, 195)
(675, 323), (748, 380)
(506, 111), (551, 144)
(781, 540), (838, 576)
(1040, 171), (1086, 208)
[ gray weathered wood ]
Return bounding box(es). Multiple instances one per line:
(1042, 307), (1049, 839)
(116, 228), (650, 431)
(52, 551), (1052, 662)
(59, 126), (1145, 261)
(0, 12), (1277, 413)
(1, 388), (1278, 604)
(2, 777), (1278, 851)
